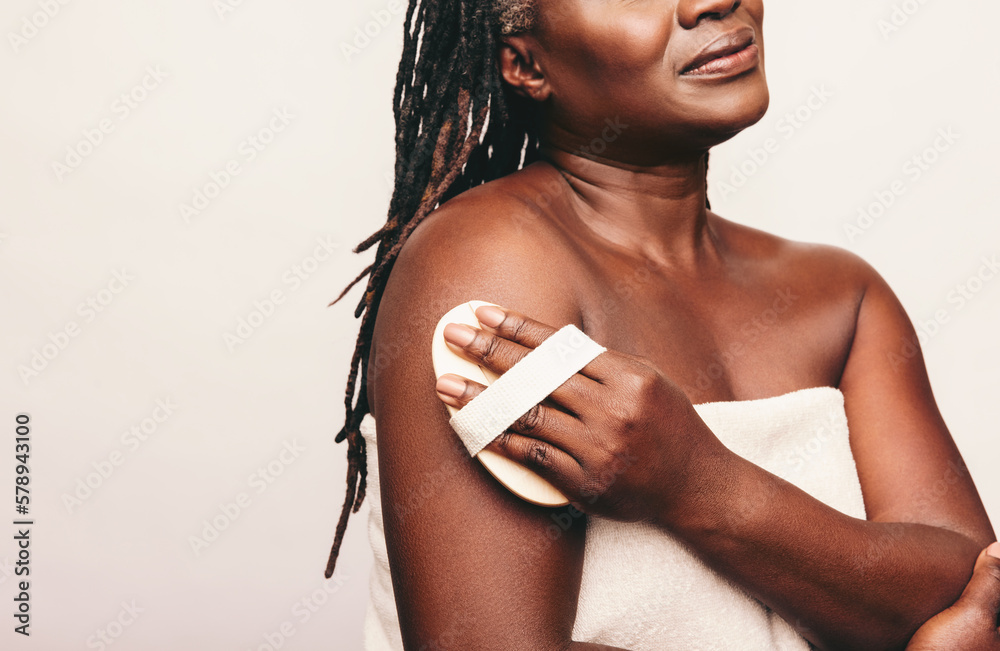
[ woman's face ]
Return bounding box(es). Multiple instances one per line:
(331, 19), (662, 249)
(511, 0), (768, 159)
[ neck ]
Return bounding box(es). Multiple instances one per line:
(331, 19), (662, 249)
(536, 137), (717, 269)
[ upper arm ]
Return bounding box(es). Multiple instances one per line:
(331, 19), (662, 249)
(836, 253), (994, 545)
(367, 195), (588, 651)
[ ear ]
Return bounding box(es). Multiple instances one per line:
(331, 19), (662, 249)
(497, 36), (550, 102)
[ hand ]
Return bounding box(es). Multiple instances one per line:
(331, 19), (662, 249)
(906, 542), (1000, 650)
(434, 303), (727, 525)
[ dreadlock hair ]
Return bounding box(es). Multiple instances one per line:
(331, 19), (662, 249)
(323, 0), (713, 579)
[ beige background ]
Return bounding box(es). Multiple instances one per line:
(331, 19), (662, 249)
(1, 1), (997, 649)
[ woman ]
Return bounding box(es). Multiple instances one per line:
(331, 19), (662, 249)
(325, 0), (998, 648)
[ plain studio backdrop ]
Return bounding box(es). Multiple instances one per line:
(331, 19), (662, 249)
(1, 1), (997, 649)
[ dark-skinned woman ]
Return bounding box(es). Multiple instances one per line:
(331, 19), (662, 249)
(325, 1), (998, 649)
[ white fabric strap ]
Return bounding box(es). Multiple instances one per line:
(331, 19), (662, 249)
(449, 324), (606, 457)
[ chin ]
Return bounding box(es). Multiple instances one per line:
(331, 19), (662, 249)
(734, 83), (771, 130)
(692, 79), (770, 146)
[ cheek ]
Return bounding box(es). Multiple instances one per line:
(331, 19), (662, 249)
(546, 7), (672, 86)
(591, 12), (671, 72)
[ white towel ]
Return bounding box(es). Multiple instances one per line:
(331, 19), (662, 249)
(359, 386), (866, 650)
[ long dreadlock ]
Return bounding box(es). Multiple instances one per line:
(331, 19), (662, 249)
(324, 0), (713, 579)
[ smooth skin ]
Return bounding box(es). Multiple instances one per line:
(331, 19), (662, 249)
(906, 542), (1000, 650)
(366, 0), (996, 649)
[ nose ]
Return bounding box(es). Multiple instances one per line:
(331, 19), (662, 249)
(677, 0), (741, 29)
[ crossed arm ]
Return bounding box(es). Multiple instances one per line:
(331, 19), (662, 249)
(660, 259), (995, 649)
(367, 199), (995, 651)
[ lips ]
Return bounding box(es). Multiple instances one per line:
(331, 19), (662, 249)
(681, 26), (756, 75)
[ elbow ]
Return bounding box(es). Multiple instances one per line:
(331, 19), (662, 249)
(808, 619), (920, 651)
(804, 564), (973, 649)
(815, 550), (980, 651)
(865, 616), (930, 651)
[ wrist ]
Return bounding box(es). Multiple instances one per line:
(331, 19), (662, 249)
(653, 425), (746, 539)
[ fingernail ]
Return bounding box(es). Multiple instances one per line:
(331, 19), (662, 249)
(988, 541), (1000, 559)
(436, 374), (466, 398)
(476, 305), (505, 328)
(444, 323), (476, 346)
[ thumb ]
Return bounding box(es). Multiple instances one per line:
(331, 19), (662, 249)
(953, 541), (1000, 620)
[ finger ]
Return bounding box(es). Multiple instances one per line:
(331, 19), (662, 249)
(441, 322), (595, 416)
(435, 373), (488, 409)
(436, 372), (581, 430)
(436, 377), (589, 502)
(953, 542), (1000, 621)
(473, 303), (614, 383)
(502, 398), (586, 459)
(484, 430), (586, 498)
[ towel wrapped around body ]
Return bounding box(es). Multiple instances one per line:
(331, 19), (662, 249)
(360, 385), (866, 650)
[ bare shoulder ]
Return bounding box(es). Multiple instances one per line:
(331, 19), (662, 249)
(369, 170), (585, 409)
(709, 214), (897, 391)
(711, 212), (885, 302)
(398, 167), (575, 276)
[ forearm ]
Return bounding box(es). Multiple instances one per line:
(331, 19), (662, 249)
(666, 449), (983, 650)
